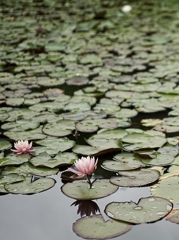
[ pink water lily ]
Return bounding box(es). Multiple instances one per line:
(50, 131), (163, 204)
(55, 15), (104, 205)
(68, 156), (98, 179)
(11, 140), (34, 155)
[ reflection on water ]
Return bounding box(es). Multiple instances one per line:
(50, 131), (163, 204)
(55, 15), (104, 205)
(0, 175), (179, 240)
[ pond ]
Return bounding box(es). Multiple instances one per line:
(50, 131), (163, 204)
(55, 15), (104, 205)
(1, 0), (179, 239)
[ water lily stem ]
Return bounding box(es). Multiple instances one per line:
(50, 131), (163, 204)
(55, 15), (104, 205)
(87, 175), (93, 189)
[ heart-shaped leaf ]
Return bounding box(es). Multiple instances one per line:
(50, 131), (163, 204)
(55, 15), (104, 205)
(110, 169), (160, 187)
(5, 176), (56, 195)
(105, 197), (173, 224)
(73, 214), (132, 239)
(61, 179), (119, 200)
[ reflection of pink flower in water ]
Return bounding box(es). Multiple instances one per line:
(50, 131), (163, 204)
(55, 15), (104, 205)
(11, 140), (34, 155)
(68, 156), (98, 178)
(71, 200), (100, 217)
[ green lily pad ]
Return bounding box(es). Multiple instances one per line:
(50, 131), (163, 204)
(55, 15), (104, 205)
(30, 152), (77, 168)
(102, 153), (142, 172)
(1, 162), (59, 177)
(61, 179), (119, 200)
(36, 137), (75, 152)
(122, 132), (167, 151)
(0, 173), (25, 184)
(72, 145), (101, 156)
(42, 120), (75, 137)
(0, 138), (11, 151)
(141, 153), (175, 166)
(151, 176), (179, 204)
(66, 76), (89, 86)
(73, 214), (132, 239)
(5, 176), (56, 195)
(4, 127), (46, 140)
(110, 169), (160, 187)
(1, 120), (40, 131)
(105, 197), (173, 224)
(0, 153), (30, 167)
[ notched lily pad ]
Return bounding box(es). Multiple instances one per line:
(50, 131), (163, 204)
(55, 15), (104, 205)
(105, 197), (173, 224)
(30, 152), (77, 168)
(102, 153), (142, 172)
(5, 176), (56, 195)
(61, 179), (119, 200)
(0, 153), (30, 167)
(73, 214), (132, 239)
(110, 169), (160, 187)
(151, 175), (179, 204)
(1, 162), (59, 177)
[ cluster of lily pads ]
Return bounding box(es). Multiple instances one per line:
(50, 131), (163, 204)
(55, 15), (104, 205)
(1, 0), (179, 238)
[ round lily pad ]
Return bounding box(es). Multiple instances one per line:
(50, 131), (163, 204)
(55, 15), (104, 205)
(61, 179), (119, 200)
(30, 152), (77, 168)
(105, 196), (173, 224)
(1, 162), (59, 177)
(5, 176), (56, 195)
(0, 153), (30, 167)
(0, 138), (11, 151)
(36, 137), (75, 152)
(42, 120), (75, 137)
(101, 153), (142, 172)
(73, 214), (132, 239)
(66, 76), (89, 86)
(151, 176), (179, 204)
(110, 169), (160, 187)
(122, 132), (167, 151)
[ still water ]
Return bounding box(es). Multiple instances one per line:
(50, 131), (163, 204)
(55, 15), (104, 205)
(0, 174), (179, 240)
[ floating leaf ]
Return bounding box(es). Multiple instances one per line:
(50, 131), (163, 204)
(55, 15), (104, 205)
(1, 162), (59, 177)
(122, 132), (166, 151)
(73, 215), (132, 239)
(5, 176), (56, 195)
(105, 197), (173, 224)
(0, 139), (11, 151)
(110, 169), (160, 187)
(30, 152), (77, 168)
(36, 137), (75, 152)
(0, 153), (30, 167)
(151, 175), (179, 204)
(43, 120), (75, 137)
(61, 179), (119, 200)
(102, 153), (142, 172)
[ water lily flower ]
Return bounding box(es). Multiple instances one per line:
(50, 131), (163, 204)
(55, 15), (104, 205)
(68, 156), (98, 178)
(11, 140), (34, 155)
(68, 156), (98, 188)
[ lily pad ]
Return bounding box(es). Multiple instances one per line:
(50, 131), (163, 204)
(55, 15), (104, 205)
(122, 132), (167, 151)
(73, 214), (132, 239)
(105, 197), (173, 224)
(102, 153), (142, 172)
(61, 179), (119, 200)
(42, 120), (75, 137)
(110, 169), (160, 187)
(36, 137), (75, 152)
(30, 152), (77, 168)
(0, 153), (30, 167)
(151, 175), (179, 204)
(1, 162), (59, 177)
(0, 138), (11, 151)
(5, 176), (56, 195)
